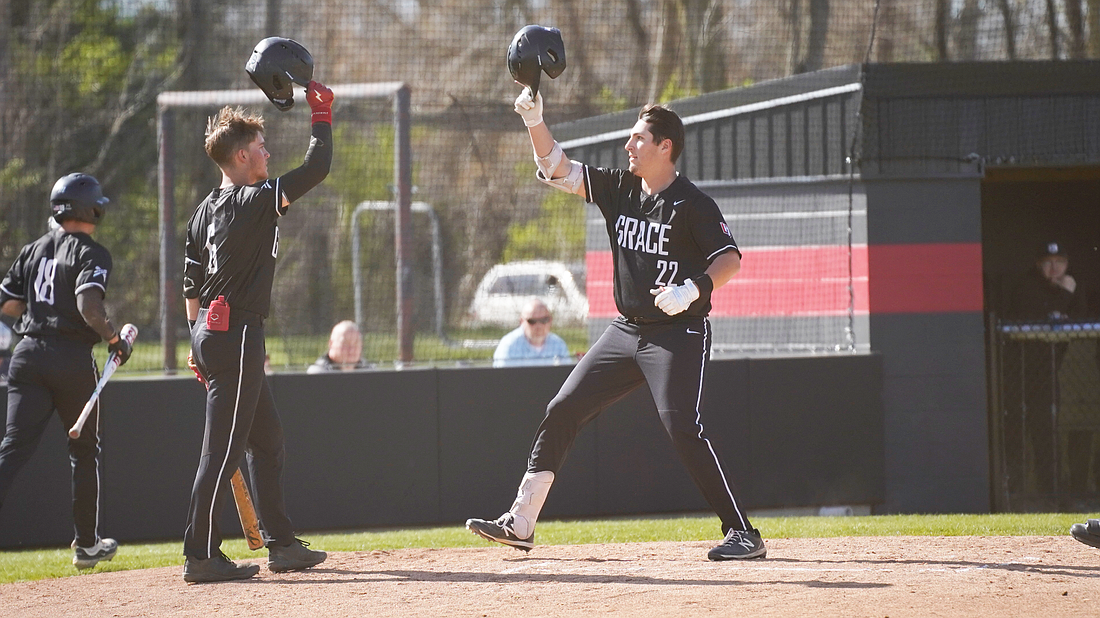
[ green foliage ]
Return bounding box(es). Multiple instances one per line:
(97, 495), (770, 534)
(594, 86), (631, 114)
(501, 190), (585, 263)
(60, 32), (128, 102)
(657, 74), (698, 104)
(327, 124), (397, 208)
(0, 513), (1090, 584)
(0, 159), (42, 193)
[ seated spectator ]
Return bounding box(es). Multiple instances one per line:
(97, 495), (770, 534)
(493, 298), (570, 368)
(308, 320), (369, 373)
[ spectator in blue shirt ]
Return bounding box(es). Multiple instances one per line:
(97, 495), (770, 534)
(493, 298), (570, 367)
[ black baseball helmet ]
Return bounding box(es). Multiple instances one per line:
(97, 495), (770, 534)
(507, 25), (567, 98)
(245, 37), (314, 112)
(50, 173), (109, 225)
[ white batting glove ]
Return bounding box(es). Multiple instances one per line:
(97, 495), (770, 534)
(650, 279), (700, 316)
(514, 86), (544, 127)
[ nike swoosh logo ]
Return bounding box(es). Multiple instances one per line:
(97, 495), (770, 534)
(673, 199), (686, 206)
(687, 329), (700, 334)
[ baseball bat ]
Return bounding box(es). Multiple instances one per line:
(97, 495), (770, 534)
(231, 468), (264, 550)
(68, 324), (138, 439)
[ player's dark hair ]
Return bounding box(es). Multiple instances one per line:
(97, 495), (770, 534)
(205, 106), (266, 167)
(638, 104), (684, 164)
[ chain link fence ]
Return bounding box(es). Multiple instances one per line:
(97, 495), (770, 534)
(3, 0), (1099, 372)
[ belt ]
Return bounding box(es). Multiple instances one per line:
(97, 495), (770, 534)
(622, 314), (703, 326)
(622, 315), (670, 326)
(197, 306), (265, 328)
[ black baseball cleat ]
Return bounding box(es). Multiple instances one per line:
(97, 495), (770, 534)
(268, 538), (327, 573)
(1071, 519), (1100, 549)
(466, 513), (534, 552)
(183, 551), (260, 583)
(72, 538), (118, 570)
(708, 528), (767, 560)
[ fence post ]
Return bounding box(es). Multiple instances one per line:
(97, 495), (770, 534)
(394, 84), (413, 364)
(158, 107), (178, 372)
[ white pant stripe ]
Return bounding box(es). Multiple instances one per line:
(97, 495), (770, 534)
(207, 324), (248, 557)
(694, 318), (749, 531)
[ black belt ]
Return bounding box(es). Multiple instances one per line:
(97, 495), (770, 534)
(622, 315), (670, 326)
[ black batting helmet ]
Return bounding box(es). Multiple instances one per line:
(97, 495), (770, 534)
(50, 173), (109, 225)
(507, 25), (567, 98)
(245, 37), (314, 112)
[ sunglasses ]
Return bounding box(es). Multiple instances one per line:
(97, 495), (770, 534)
(526, 316), (551, 325)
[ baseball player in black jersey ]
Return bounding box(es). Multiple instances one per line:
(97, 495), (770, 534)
(0, 173), (132, 569)
(180, 81), (333, 583)
(466, 89), (766, 561)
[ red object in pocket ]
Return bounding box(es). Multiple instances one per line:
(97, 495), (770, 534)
(207, 295), (230, 332)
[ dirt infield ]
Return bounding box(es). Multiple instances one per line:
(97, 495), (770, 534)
(4, 536), (1099, 617)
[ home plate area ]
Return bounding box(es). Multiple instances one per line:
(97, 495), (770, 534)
(4, 536), (1098, 617)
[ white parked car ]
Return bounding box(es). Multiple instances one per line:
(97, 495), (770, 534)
(468, 260), (588, 326)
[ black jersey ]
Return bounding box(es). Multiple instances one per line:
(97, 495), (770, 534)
(183, 122), (332, 317)
(183, 181), (287, 317)
(583, 166), (739, 320)
(0, 229), (113, 345)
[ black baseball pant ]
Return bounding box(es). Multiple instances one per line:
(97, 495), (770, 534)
(183, 309), (293, 559)
(528, 316), (754, 533)
(0, 335), (102, 547)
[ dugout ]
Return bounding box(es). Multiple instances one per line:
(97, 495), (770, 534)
(556, 61), (1100, 514)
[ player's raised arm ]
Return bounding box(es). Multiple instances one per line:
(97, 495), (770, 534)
(276, 80), (334, 206)
(516, 88), (585, 200)
(507, 25), (583, 199)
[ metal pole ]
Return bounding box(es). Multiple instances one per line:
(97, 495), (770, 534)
(352, 206), (364, 332)
(157, 107), (178, 372)
(394, 85), (413, 364)
(426, 206), (444, 339)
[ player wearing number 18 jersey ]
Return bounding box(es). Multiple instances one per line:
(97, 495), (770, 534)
(180, 83), (333, 583)
(0, 173), (132, 569)
(467, 91), (765, 561)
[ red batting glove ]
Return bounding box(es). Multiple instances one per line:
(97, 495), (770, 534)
(307, 81), (334, 125)
(187, 350), (208, 389)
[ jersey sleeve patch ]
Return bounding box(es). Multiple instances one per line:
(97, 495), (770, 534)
(75, 246), (112, 296)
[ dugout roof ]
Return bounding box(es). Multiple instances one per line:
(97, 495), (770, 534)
(554, 61), (1100, 181)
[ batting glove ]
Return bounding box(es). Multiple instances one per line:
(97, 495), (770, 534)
(108, 336), (132, 367)
(187, 350), (208, 389)
(514, 87), (544, 127)
(650, 279), (700, 316)
(307, 81), (334, 125)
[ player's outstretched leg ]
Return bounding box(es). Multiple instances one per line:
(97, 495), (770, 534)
(268, 537), (327, 572)
(707, 528), (768, 560)
(1071, 519), (1100, 549)
(72, 538), (118, 570)
(466, 470), (553, 552)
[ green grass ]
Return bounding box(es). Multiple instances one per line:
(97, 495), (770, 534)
(0, 512), (1090, 584)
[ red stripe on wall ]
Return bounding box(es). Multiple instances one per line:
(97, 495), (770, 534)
(867, 243), (984, 314)
(585, 242), (983, 317)
(586, 246), (870, 317)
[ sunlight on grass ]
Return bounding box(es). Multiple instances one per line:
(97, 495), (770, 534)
(0, 512), (1089, 584)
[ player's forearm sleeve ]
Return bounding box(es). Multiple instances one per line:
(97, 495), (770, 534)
(77, 289), (118, 342)
(279, 121), (333, 204)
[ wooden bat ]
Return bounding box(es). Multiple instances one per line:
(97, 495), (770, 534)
(68, 324), (138, 439)
(231, 468), (264, 550)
